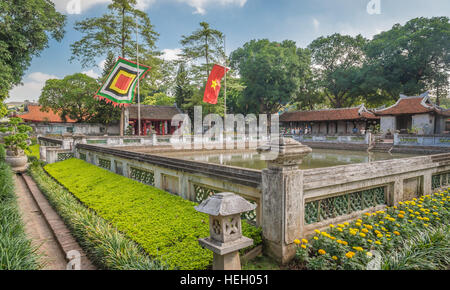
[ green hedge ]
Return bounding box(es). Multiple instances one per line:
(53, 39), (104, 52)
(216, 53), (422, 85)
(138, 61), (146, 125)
(0, 162), (40, 270)
(25, 144), (40, 160)
(29, 164), (165, 270)
(43, 158), (262, 270)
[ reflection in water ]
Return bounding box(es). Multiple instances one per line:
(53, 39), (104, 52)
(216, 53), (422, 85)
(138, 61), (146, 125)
(166, 149), (418, 170)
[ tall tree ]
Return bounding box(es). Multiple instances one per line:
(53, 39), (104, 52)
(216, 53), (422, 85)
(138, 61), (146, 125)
(39, 73), (120, 124)
(308, 33), (368, 108)
(70, 0), (159, 135)
(180, 22), (224, 82)
(364, 17), (450, 105)
(0, 0), (65, 101)
(230, 39), (309, 115)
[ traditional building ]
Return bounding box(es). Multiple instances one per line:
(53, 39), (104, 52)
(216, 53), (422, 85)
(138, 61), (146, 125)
(280, 105), (379, 135)
(125, 104), (183, 136)
(16, 103), (77, 123)
(375, 92), (450, 135)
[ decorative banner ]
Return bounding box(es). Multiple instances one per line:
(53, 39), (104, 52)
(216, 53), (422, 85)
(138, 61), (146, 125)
(94, 57), (151, 107)
(203, 64), (229, 105)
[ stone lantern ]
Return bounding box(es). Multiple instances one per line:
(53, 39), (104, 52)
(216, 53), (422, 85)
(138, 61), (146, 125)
(195, 193), (257, 270)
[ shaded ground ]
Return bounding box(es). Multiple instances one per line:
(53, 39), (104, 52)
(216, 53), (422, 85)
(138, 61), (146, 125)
(14, 174), (68, 270)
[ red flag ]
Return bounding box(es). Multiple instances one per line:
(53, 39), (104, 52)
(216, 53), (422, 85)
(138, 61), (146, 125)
(203, 64), (229, 104)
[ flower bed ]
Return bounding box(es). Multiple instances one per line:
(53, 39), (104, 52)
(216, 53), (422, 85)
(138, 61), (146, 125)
(42, 158), (262, 270)
(0, 162), (40, 270)
(294, 188), (450, 270)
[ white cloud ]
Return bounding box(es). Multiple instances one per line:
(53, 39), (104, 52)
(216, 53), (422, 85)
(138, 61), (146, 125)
(160, 48), (183, 61)
(82, 69), (100, 79)
(177, 0), (248, 15)
(51, 0), (110, 14)
(8, 72), (59, 102)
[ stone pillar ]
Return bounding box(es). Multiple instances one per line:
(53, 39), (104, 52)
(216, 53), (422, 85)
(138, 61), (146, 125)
(195, 193), (257, 270)
(257, 137), (312, 264)
(61, 133), (74, 150)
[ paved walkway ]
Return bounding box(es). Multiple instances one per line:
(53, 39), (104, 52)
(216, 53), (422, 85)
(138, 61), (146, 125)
(14, 174), (96, 270)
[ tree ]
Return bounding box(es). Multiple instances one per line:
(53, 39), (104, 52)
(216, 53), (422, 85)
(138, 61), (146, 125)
(143, 93), (175, 106)
(230, 39), (309, 115)
(70, 0), (159, 135)
(0, 0), (65, 101)
(70, 0), (158, 67)
(180, 22), (224, 83)
(174, 62), (195, 117)
(39, 73), (120, 123)
(364, 17), (450, 105)
(307, 34), (368, 108)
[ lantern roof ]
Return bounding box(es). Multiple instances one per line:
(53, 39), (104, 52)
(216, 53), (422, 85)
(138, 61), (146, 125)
(194, 193), (256, 216)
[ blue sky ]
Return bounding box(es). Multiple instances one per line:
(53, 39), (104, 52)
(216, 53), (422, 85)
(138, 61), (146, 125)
(7, 0), (450, 102)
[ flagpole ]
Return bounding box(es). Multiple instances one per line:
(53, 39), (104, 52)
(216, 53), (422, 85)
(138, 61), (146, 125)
(224, 35), (227, 117)
(136, 17), (141, 136)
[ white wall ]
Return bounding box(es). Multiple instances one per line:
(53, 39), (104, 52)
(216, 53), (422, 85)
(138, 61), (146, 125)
(412, 114), (434, 135)
(32, 123), (120, 136)
(380, 116), (395, 134)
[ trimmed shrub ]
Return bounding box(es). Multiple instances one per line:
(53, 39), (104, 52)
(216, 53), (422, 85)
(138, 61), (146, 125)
(29, 164), (166, 270)
(43, 158), (262, 270)
(0, 162), (40, 270)
(25, 144), (40, 160)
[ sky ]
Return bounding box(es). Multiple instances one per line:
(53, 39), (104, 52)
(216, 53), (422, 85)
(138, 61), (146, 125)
(7, 0), (450, 102)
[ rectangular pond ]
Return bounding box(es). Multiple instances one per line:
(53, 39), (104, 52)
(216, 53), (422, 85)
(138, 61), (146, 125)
(159, 149), (419, 170)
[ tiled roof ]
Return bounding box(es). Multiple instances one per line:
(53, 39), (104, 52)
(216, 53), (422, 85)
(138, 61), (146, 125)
(280, 105), (379, 122)
(375, 92), (450, 116)
(16, 105), (77, 123)
(128, 105), (182, 120)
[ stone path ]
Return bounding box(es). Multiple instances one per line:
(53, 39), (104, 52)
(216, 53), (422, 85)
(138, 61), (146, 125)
(14, 174), (96, 270)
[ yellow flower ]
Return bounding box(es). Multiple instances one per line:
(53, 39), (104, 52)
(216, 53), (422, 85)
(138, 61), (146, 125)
(362, 228), (369, 233)
(344, 222), (350, 226)
(366, 252), (373, 257)
(345, 251), (355, 259)
(337, 227), (343, 232)
(375, 241), (382, 245)
(314, 229), (320, 234)
(355, 222), (362, 227)
(302, 239), (308, 244)
(367, 239), (373, 243)
(301, 244), (307, 249)
(424, 224), (429, 227)
(352, 247), (364, 252)
(314, 236), (319, 240)
(377, 234), (383, 238)
(357, 219), (363, 223)
(342, 241), (348, 246)
(329, 224), (335, 228)
(360, 233), (366, 238)
(318, 249), (326, 255)
(364, 224), (373, 230)
(393, 231), (400, 236)
(332, 256), (338, 261)
(294, 239), (301, 245)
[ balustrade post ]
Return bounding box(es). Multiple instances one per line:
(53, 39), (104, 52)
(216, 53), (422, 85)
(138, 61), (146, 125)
(257, 136), (312, 264)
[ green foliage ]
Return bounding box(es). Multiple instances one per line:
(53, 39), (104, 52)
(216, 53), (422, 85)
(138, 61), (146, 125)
(0, 162), (41, 269)
(29, 163), (166, 270)
(307, 33), (368, 108)
(0, 117), (32, 155)
(230, 39), (310, 115)
(0, 0), (66, 101)
(180, 22), (224, 82)
(0, 144), (5, 162)
(70, 0), (158, 67)
(39, 73), (120, 124)
(43, 158), (261, 270)
(364, 17), (450, 105)
(143, 93), (175, 106)
(25, 144), (40, 161)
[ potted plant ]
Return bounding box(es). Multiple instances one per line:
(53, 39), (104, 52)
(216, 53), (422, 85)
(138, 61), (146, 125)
(0, 117), (33, 172)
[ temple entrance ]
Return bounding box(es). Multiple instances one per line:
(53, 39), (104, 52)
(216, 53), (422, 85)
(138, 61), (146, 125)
(396, 115), (412, 133)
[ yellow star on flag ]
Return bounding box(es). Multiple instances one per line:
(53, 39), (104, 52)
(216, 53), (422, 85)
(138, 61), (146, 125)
(211, 79), (220, 90)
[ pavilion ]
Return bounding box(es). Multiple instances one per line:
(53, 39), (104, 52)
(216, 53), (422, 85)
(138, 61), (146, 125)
(125, 104), (183, 136)
(375, 92), (450, 135)
(280, 105), (379, 135)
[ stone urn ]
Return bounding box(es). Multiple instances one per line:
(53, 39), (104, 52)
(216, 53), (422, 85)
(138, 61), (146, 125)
(5, 150), (28, 173)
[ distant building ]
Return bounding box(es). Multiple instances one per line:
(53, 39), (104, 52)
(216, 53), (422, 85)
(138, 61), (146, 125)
(15, 103), (77, 123)
(125, 104), (183, 136)
(280, 105), (379, 135)
(375, 92), (450, 135)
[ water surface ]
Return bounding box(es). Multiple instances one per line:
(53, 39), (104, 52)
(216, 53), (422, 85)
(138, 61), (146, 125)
(164, 149), (418, 170)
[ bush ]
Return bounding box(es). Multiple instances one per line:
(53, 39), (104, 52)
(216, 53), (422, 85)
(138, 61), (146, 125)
(0, 144), (5, 161)
(293, 188), (450, 270)
(0, 162), (41, 270)
(42, 158), (262, 270)
(25, 144), (40, 161)
(29, 163), (166, 270)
